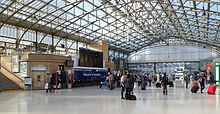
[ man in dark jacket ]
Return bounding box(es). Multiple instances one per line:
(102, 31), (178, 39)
(125, 74), (135, 99)
(161, 73), (168, 95)
(209, 72), (215, 85)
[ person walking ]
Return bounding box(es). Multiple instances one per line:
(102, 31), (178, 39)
(161, 73), (168, 95)
(121, 71), (127, 99)
(200, 74), (205, 93)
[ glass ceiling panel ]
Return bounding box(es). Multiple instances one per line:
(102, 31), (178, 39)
(0, 0), (219, 53)
(0, 37), (15, 43)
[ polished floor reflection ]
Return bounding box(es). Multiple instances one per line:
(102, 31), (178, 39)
(0, 85), (220, 114)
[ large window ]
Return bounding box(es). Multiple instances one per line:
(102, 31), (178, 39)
(128, 45), (218, 63)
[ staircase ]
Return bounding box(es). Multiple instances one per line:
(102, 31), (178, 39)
(0, 64), (24, 91)
(0, 73), (21, 91)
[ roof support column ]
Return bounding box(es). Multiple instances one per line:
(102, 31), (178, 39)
(15, 27), (20, 49)
(76, 41), (78, 55)
(35, 31), (38, 53)
(4, 42), (7, 55)
(51, 35), (54, 53)
(154, 63), (156, 74)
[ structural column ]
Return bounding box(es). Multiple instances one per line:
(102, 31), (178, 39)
(154, 63), (156, 73)
(35, 31), (38, 52)
(76, 41), (78, 54)
(4, 42), (7, 55)
(51, 35), (54, 53)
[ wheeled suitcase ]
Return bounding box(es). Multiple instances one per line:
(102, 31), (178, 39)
(156, 82), (161, 88)
(191, 86), (199, 93)
(130, 95), (136, 100)
(141, 82), (146, 90)
(207, 85), (216, 95)
(193, 82), (199, 86)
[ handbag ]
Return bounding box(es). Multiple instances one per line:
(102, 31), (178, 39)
(44, 83), (49, 89)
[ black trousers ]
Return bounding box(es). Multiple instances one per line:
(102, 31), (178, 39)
(186, 82), (189, 88)
(200, 84), (205, 93)
(125, 88), (132, 98)
(121, 86), (125, 98)
(163, 85), (167, 95)
(49, 84), (55, 93)
(148, 80), (152, 87)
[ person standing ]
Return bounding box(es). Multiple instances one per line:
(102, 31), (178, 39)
(148, 73), (153, 87)
(184, 75), (190, 88)
(200, 74), (205, 93)
(125, 74), (133, 100)
(125, 73), (135, 100)
(49, 73), (55, 93)
(121, 71), (127, 99)
(161, 73), (168, 95)
(156, 73), (160, 83)
(209, 72), (215, 85)
(45, 72), (50, 93)
(168, 75), (173, 87)
(108, 72), (114, 90)
(130, 73), (135, 94)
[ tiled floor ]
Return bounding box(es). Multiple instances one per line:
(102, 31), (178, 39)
(0, 85), (220, 114)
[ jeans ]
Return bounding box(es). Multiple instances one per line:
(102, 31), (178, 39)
(49, 84), (55, 93)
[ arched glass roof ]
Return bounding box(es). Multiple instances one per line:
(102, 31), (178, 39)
(0, 0), (219, 54)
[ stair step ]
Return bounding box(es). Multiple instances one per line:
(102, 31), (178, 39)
(0, 73), (21, 91)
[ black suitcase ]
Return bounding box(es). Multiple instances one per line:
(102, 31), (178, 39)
(130, 95), (136, 100)
(125, 94), (137, 100)
(191, 86), (199, 93)
(156, 82), (161, 88)
(141, 82), (146, 90)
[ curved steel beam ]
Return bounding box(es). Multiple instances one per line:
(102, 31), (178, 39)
(16, 1), (81, 48)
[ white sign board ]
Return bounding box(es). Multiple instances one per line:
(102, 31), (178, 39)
(20, 62), (28, 77)
(24, 77), (32, 85)
(31, 65), (46, 72)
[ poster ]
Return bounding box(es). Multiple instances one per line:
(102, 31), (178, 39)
(11, 55), (19, 72)
(20, 62), (27, 77)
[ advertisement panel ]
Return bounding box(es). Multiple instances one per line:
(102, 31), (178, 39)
(11, 55), (19, 72)
(20, 62), (28, 77)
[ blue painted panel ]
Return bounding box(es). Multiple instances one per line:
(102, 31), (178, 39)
(74, 68), (107, 81)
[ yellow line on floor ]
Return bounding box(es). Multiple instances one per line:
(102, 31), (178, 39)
(0, 90), (23, 92)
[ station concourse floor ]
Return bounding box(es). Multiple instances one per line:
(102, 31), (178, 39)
(0, 85), (220, 114)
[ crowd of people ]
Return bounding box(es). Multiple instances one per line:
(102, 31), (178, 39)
(100, 70), (217, 100)
(100, 71), (173, 99)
